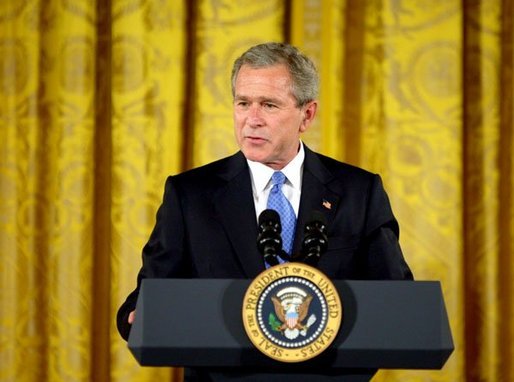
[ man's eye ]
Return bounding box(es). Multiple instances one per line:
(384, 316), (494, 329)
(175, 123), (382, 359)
(264, 103), (276, 109)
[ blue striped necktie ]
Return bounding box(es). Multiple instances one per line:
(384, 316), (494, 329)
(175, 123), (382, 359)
(267, 171), (296, 257)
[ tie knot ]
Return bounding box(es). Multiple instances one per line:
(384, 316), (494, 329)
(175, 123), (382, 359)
(271, 171), (286, 186)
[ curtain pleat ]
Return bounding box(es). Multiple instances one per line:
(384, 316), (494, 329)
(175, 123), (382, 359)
(108, 1), (186, 381)
(498, 1), (514, 381)
(1, 1), (513, 381)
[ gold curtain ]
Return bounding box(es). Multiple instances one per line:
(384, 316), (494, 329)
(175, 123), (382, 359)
(0, 1), (512, 381)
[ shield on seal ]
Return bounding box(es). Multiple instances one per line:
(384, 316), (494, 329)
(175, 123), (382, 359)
(286, 311), (298, 329)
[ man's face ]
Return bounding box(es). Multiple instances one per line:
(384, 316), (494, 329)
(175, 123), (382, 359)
(233, 64), (317, 170)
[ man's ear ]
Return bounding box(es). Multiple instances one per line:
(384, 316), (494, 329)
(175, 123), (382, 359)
(299, 101), (318, 133)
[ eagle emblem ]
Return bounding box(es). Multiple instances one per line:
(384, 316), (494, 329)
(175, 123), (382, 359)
(270, 286), (317, 340)
(243, 264), (342, 362)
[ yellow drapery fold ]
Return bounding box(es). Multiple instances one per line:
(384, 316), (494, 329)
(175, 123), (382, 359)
(108, 2), (187, 382)
(1, 1), (513, 382)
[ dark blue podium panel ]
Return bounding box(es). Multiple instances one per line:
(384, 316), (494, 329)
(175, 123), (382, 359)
(128, 279), (453, 370)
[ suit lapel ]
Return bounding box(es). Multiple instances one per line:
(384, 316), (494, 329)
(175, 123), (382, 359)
(213, 153), (265, 278)
(293, 147), (340, 254)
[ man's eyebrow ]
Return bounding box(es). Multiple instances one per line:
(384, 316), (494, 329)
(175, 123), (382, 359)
(234, 95), (283, 104)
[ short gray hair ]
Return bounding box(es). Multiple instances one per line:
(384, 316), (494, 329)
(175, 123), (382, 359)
(231, 42), (319, 107)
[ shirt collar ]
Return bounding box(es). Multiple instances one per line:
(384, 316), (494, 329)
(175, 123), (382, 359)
(246, 141), (305, 193)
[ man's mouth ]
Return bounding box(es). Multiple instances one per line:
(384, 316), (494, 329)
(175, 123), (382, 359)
(245, 135), (267, 144)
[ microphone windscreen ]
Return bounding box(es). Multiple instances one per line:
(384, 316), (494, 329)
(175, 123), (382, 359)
(258, 209), (280, 226)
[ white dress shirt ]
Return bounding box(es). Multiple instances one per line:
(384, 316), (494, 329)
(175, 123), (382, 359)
(246, 141), (305, 222)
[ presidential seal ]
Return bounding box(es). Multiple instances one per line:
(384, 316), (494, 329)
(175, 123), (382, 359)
(242, 263), (342, 362)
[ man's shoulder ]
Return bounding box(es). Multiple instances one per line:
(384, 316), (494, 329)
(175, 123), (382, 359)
(307, 149), (377, 181)
(168, 151), (247, 186)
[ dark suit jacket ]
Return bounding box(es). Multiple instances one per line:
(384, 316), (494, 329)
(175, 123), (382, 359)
(117, 146), (413, 371)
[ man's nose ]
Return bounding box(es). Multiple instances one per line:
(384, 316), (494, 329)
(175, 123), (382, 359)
(247, 105), (264, 126)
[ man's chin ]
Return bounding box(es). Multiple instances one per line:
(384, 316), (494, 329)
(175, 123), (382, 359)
(241, 149), (268, 163)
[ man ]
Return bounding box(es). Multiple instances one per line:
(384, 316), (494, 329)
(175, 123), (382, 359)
(117, 42), (413, 379)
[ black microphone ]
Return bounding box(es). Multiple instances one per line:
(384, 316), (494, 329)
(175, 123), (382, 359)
(300, 210), (328, 266)
(257, 209), (283, 267)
